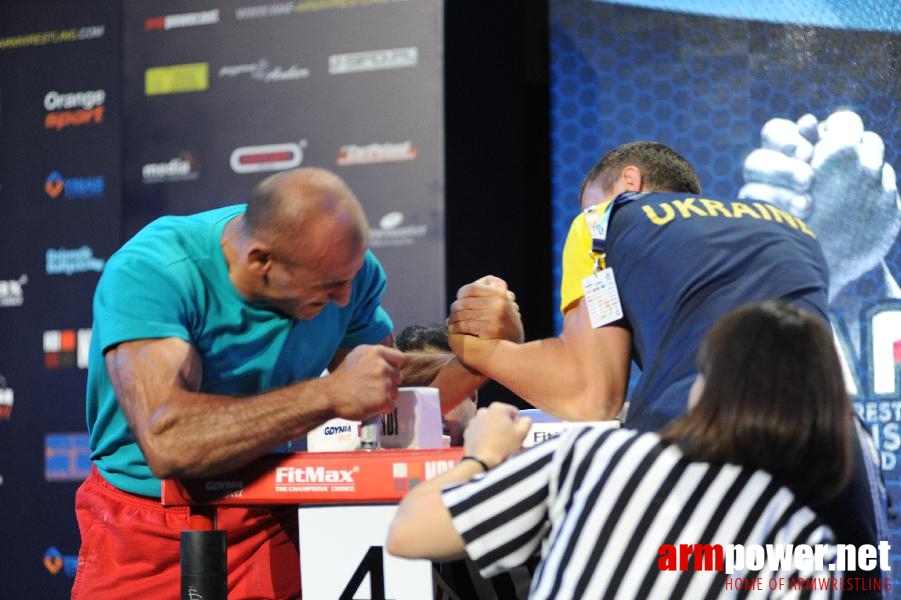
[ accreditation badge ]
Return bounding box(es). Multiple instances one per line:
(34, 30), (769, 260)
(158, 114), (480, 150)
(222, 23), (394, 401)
(582, 268), (623, 328)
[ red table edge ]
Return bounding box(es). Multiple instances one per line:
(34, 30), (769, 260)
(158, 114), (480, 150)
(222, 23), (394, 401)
(162, 447), (466, 517)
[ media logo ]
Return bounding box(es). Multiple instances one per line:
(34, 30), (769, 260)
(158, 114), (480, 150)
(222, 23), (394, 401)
(145, 9), (220, 31)
(44, 89), (105, 131)
(337, 140), (417, 165)
(46, 247), (105, 275)
(45, 432), (91, 481)
(230, 140), (306, 173)
(43, 547), (77, 578)
(43, 328), (91, 369)
(328, 47), (418, 75)
(370, 211), (428, 248)
(218, 58), (310, 83)
(0, 375), (13, 421)
(145, 63), (209, 96)
(142, 152), (199, 183)
(44, 171), (105, 199)
(0, 274), (27, 307)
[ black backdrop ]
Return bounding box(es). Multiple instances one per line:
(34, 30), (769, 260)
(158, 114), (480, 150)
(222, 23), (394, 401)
(444, 1), (553, 407)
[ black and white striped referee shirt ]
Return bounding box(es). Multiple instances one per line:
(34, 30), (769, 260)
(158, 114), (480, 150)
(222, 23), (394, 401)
(442, 426), (839, 599)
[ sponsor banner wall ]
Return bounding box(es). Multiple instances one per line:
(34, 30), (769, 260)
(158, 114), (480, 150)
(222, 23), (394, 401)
(0, 2), (121, 596)
(0, 0), (444, 596)
(549, 0), (901, 577)
(123, 0), (446, 330)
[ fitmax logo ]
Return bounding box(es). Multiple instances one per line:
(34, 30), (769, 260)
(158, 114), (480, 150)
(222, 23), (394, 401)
(275, 466), (357, 483)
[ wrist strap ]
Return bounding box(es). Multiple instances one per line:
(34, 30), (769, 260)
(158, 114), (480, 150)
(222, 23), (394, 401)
(460, 455), (490, 472)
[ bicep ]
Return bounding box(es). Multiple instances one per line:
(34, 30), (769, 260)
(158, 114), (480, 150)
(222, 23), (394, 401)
(105, 337), (201, 436)
(560, 299), (632, 410)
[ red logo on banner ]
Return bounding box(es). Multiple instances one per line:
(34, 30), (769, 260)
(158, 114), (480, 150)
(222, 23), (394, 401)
(145, 16), (165, 30)
(229, 141), (306, 174)
(144, 10), (220, 31)
(337, 141), (418, 165)
(0, 376), (12, 421)
(44, 329), (76, 368)
(242, 151), (293, 165)
(43, 328), (90, 369)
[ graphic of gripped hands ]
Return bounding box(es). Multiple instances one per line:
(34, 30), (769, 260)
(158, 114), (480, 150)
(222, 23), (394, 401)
(739, 110), (901, 301)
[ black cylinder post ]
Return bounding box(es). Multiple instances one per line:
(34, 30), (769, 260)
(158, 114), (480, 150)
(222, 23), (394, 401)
(181, 530), (227, 600)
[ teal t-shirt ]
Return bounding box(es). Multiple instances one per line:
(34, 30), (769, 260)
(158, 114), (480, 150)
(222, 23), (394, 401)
(86, 204), (393, 497)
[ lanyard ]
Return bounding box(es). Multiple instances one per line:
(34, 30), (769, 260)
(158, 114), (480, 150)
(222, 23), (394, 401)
(584, 191), (646, 272)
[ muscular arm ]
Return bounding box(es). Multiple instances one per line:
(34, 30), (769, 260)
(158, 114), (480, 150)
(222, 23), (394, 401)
(449, 298), (631, 421)
(108, 337), (402, 479)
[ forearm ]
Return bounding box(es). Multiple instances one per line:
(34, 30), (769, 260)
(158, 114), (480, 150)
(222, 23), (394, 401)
(387, 458), (486, 560)
(402, 351), (487, 414)
(453, 335), (625, 421)
(138, 377), (337, 479)
(112, 338), (403, 479)
(430, 358), (487, 414)
(390, 402), (532, 560)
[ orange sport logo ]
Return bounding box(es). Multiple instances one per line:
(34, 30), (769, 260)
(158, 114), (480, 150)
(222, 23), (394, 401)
(43, 89), (105, 131)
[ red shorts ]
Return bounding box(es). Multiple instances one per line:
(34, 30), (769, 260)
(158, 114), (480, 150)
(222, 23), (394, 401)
(72, 467), (301, 599)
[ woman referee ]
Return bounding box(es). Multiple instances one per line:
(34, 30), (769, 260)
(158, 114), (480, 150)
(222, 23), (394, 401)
(387, 301), (856, 599)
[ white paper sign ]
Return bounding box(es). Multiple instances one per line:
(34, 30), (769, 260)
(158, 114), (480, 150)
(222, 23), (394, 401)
(380, 387), (443, 449)
(298, 505), (433, 599)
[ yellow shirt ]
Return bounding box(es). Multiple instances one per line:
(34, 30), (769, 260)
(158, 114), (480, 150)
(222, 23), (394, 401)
(559, 201), (613, 315)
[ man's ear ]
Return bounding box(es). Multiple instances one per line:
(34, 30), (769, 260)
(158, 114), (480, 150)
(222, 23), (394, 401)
(622, 165), (643, 192)
(247, 244), (273, 276)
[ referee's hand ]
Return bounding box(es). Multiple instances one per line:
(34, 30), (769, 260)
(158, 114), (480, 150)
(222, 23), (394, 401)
(462, 402), (532, 469)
